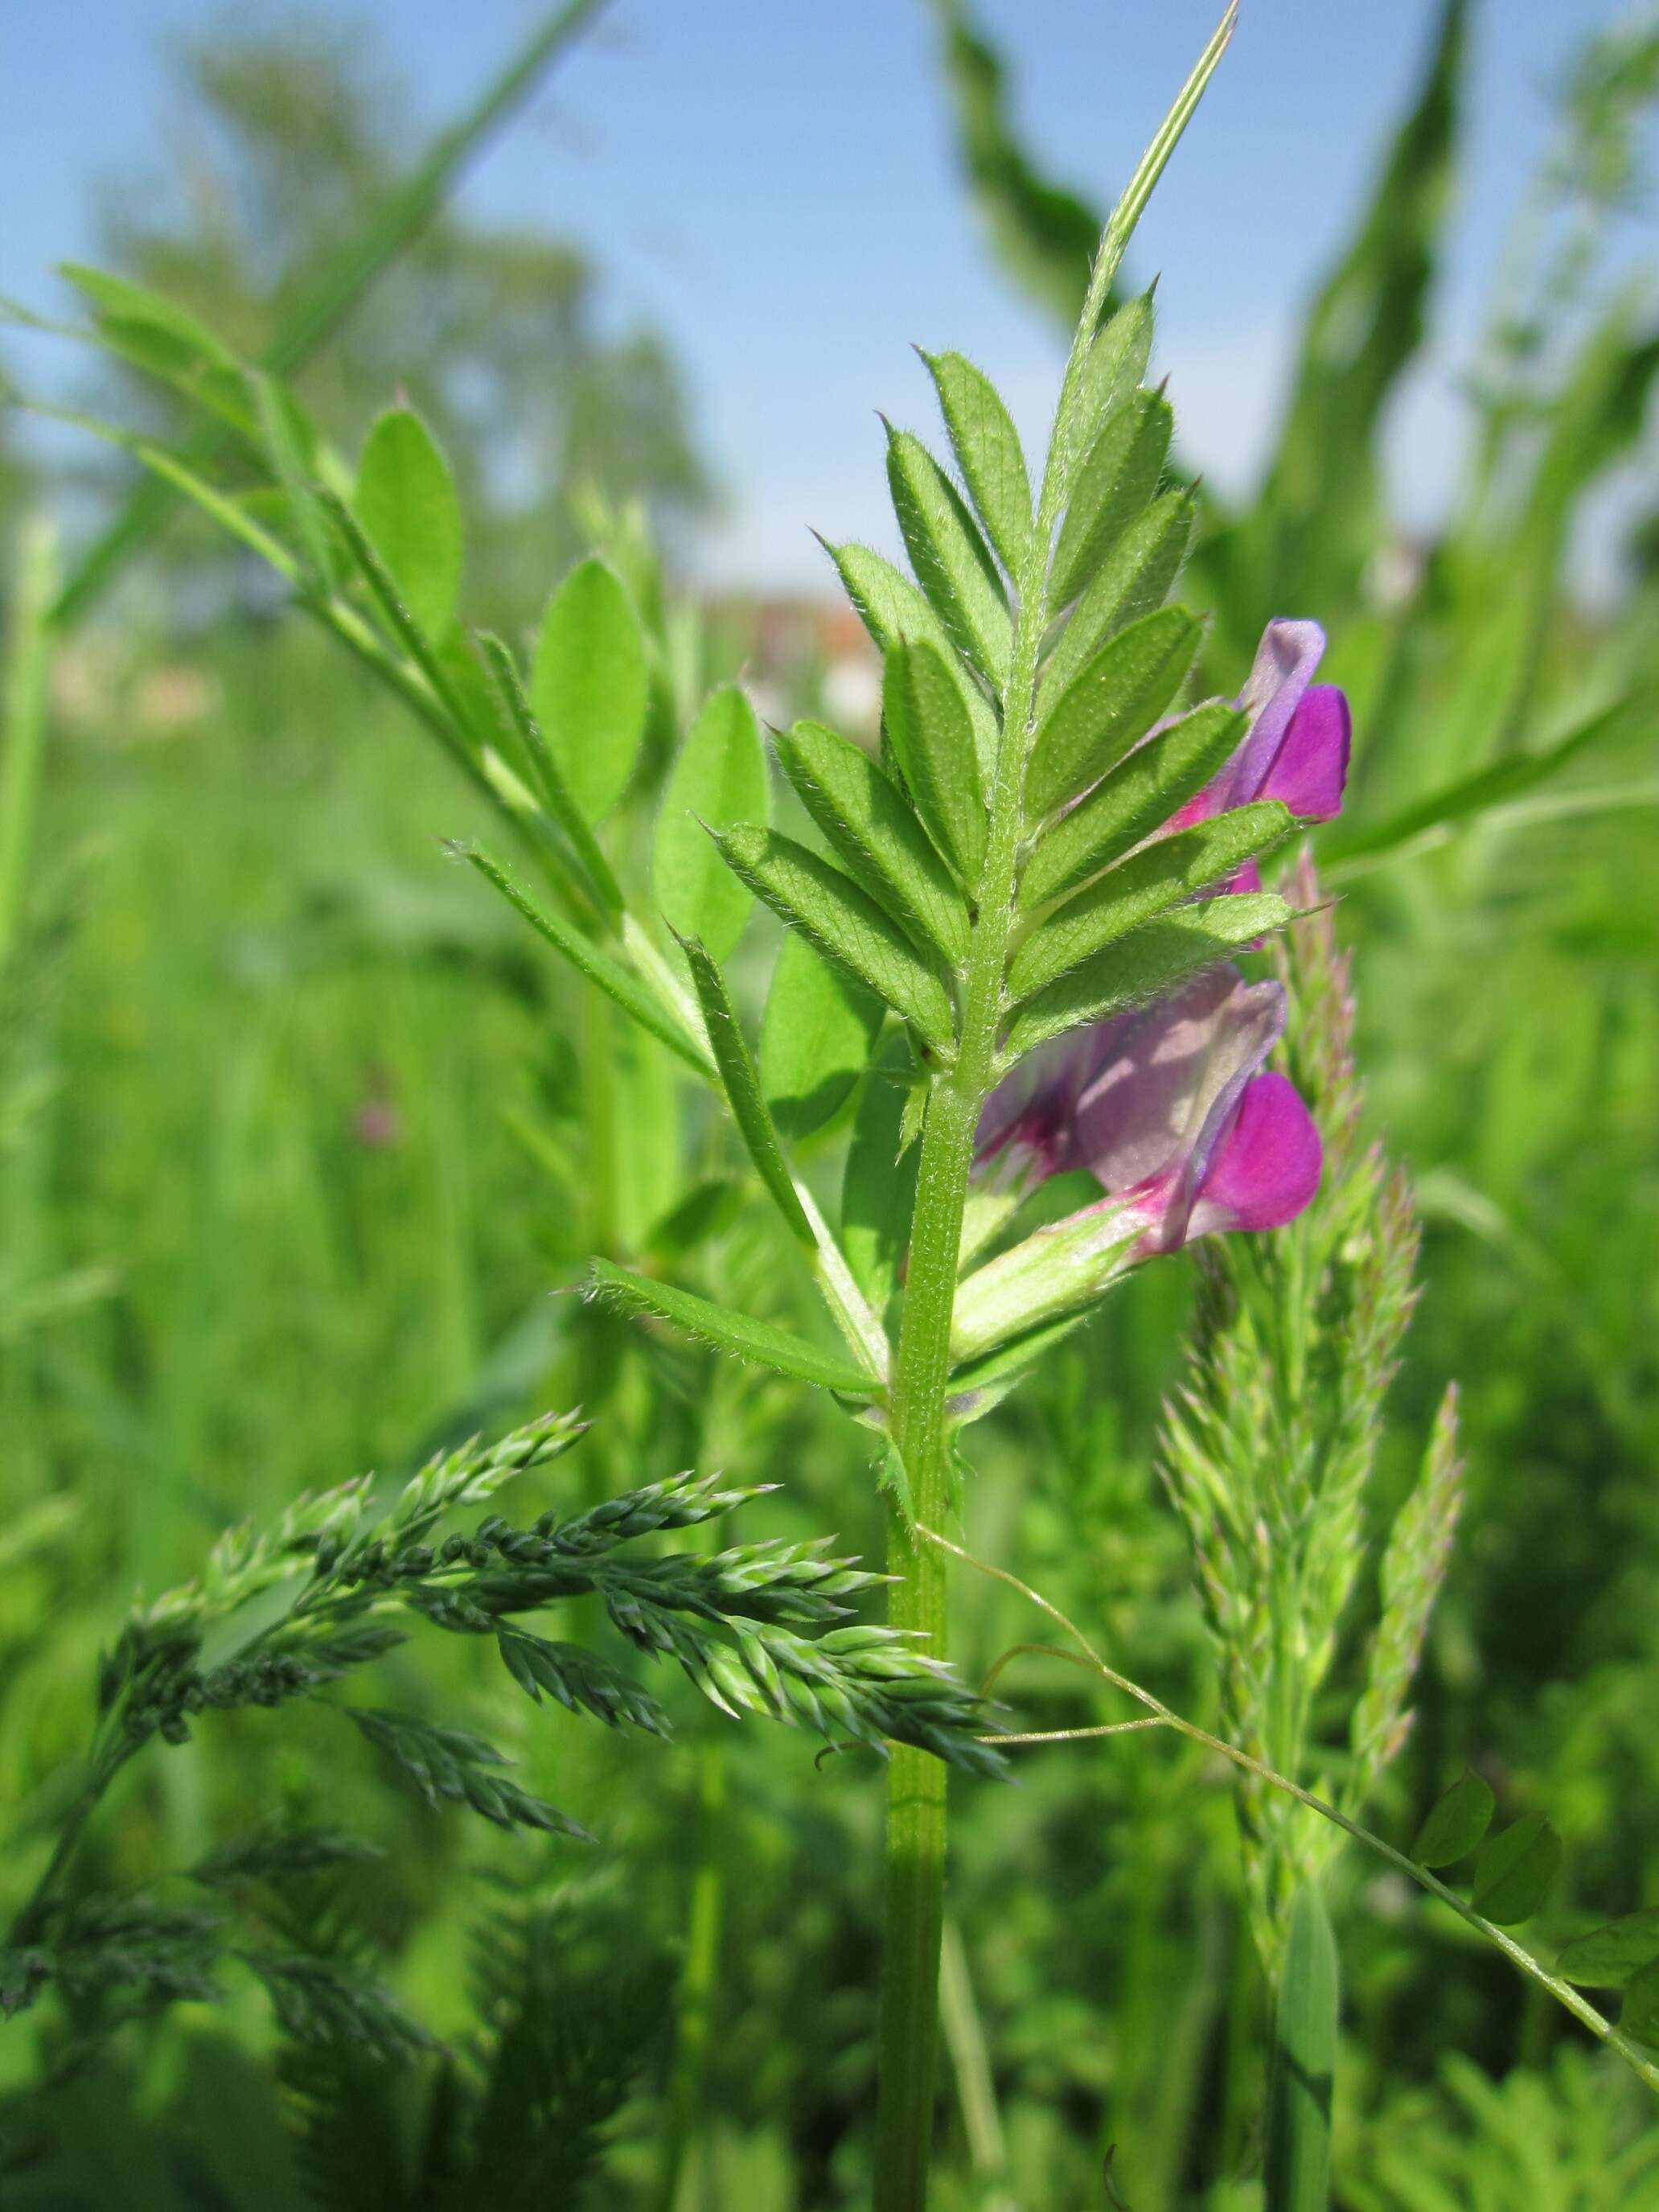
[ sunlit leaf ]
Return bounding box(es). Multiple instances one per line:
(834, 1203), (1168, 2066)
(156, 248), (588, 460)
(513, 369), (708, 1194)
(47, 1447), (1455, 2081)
(1052, 387), (1172, 605)
(774, 719), (969, 964)
(1044, 487), (1195, 701)
(1008, 801), (1289, 1001)
(714, 825), (956, 1052)
(821, 539), (999, 779)
(354, 406), (463, 639)
(885, 424), (1011, 680)
(1020, 701), (1246, 909)
(761, 933), (884, 1146)
(655, 685), (769, 961)
(1025, 606), (1201, 820)
(920, 347), (1033, 574)
(530, 558), (649, 824)
(591, 1260), (881, 1400)
(881, 641), (989, 890)
(1004, 894), (1289, 1059)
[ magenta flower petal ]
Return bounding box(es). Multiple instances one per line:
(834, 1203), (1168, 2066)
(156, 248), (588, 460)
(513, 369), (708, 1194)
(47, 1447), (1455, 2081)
(1166, 617), (1341, 835)
(1259, 685), (1351, 821)
(1186, 1070), (1323, 1237)
(1226, 618), (1326, 805)
(1072, 968), (1287, 1251)
(976, 1029), (1111, 1177)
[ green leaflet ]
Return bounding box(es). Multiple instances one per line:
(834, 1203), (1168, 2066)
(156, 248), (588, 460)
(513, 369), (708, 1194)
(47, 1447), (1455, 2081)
(1051, 387), (1173, 606)
(60, 263), (240, 370)
(919, 348), (1033, 574)
(1074, 289), (1156, 452)
(714, 825), (956, 1053)
(1263, 1883), (1339, 2212)
(821, 539), (999, 780)
(461, 845), (712, 1078)
(1020, 701), (1247, 910)
(353, 406), (464, 641)
(476, 631), (624, 921)
(591, 1260), (882, 1401)
(530, 557), (649, 824)
(655, 685), (770, 961)
(885, 424), (1012, 680)
(1024, 606), (1201, 821)
(1557, 1910), (1659, 1991)
(774, 720), (970, 964)
(842, 1035), (922, 1313)
(760, 932), (884, 1145)
(1008, 801), (1290, 1003)
(676, 935), (812, 1249)
(882, 642), (988, 890)
(1471, 1814), (1560, 1926)
(1623, 1962), (1659, 2050)
(1003, 894), (1289, 1059)
(1043, 488), (1195, 704)
(1411, 1768), (1495, 1868)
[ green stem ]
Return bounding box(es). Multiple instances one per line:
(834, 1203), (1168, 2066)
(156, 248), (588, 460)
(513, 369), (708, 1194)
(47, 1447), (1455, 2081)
(871, 21), (1237, 2200)
(655, 1738), (727, 2212)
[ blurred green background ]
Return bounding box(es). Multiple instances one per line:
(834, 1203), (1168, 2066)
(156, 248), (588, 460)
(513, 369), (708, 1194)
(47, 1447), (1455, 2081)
(1, 2), (1657, 2206)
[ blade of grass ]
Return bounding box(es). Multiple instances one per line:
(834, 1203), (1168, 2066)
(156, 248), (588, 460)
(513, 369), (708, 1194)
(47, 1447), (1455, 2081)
(0, 519), (58, 976)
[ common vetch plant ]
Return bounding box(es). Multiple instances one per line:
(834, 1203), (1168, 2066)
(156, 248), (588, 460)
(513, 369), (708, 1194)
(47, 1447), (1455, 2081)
(18, 7), (1652, 2204)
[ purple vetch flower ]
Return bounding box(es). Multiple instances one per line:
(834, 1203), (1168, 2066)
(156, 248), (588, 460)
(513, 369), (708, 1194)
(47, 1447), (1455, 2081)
(952, 619), (1348, 1364)
(1169, 619), (1352, 890)
(954, 970), (1321, 1363)
(979, 968), (1321, 1260)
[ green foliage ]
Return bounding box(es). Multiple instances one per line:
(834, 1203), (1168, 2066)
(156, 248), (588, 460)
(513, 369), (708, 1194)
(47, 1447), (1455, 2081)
(1471, 1813), (1562, 1926)
(1025, 606), (1201, 819)
(712, 824), (957, 1051)
(759, 931), (884, 1145)
(1263, 1882), (1338, 2212)
(590, 1260), (881, 1400)
(676, 935), (812, 1248)
(354, 406), (463, 639)
(918, 347), (1034, 574)
(1004, 894), (1290, 1059)
(880, 639), (988, 887)
(531, 557), (650, 824)
(1559, 1910), (1659, 1991)
(1160, 862), (1460, 1978)
(7, 4), (1659, 2203)
(884, 424), (1012, 681)
(1007, 800), (1290, 1002)
(654, 685), (768, 960)
(774, 718), (970, 965)
(1413, 1768), (1496, 1868)
(1050, 385), (1173, 606)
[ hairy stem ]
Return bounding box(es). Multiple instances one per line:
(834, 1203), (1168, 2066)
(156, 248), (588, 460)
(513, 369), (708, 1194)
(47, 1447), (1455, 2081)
(871, 19), (1237, 2199)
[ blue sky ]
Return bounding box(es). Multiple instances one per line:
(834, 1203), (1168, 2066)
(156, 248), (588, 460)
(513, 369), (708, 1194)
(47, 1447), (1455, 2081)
(2, 0), (1648, 589)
